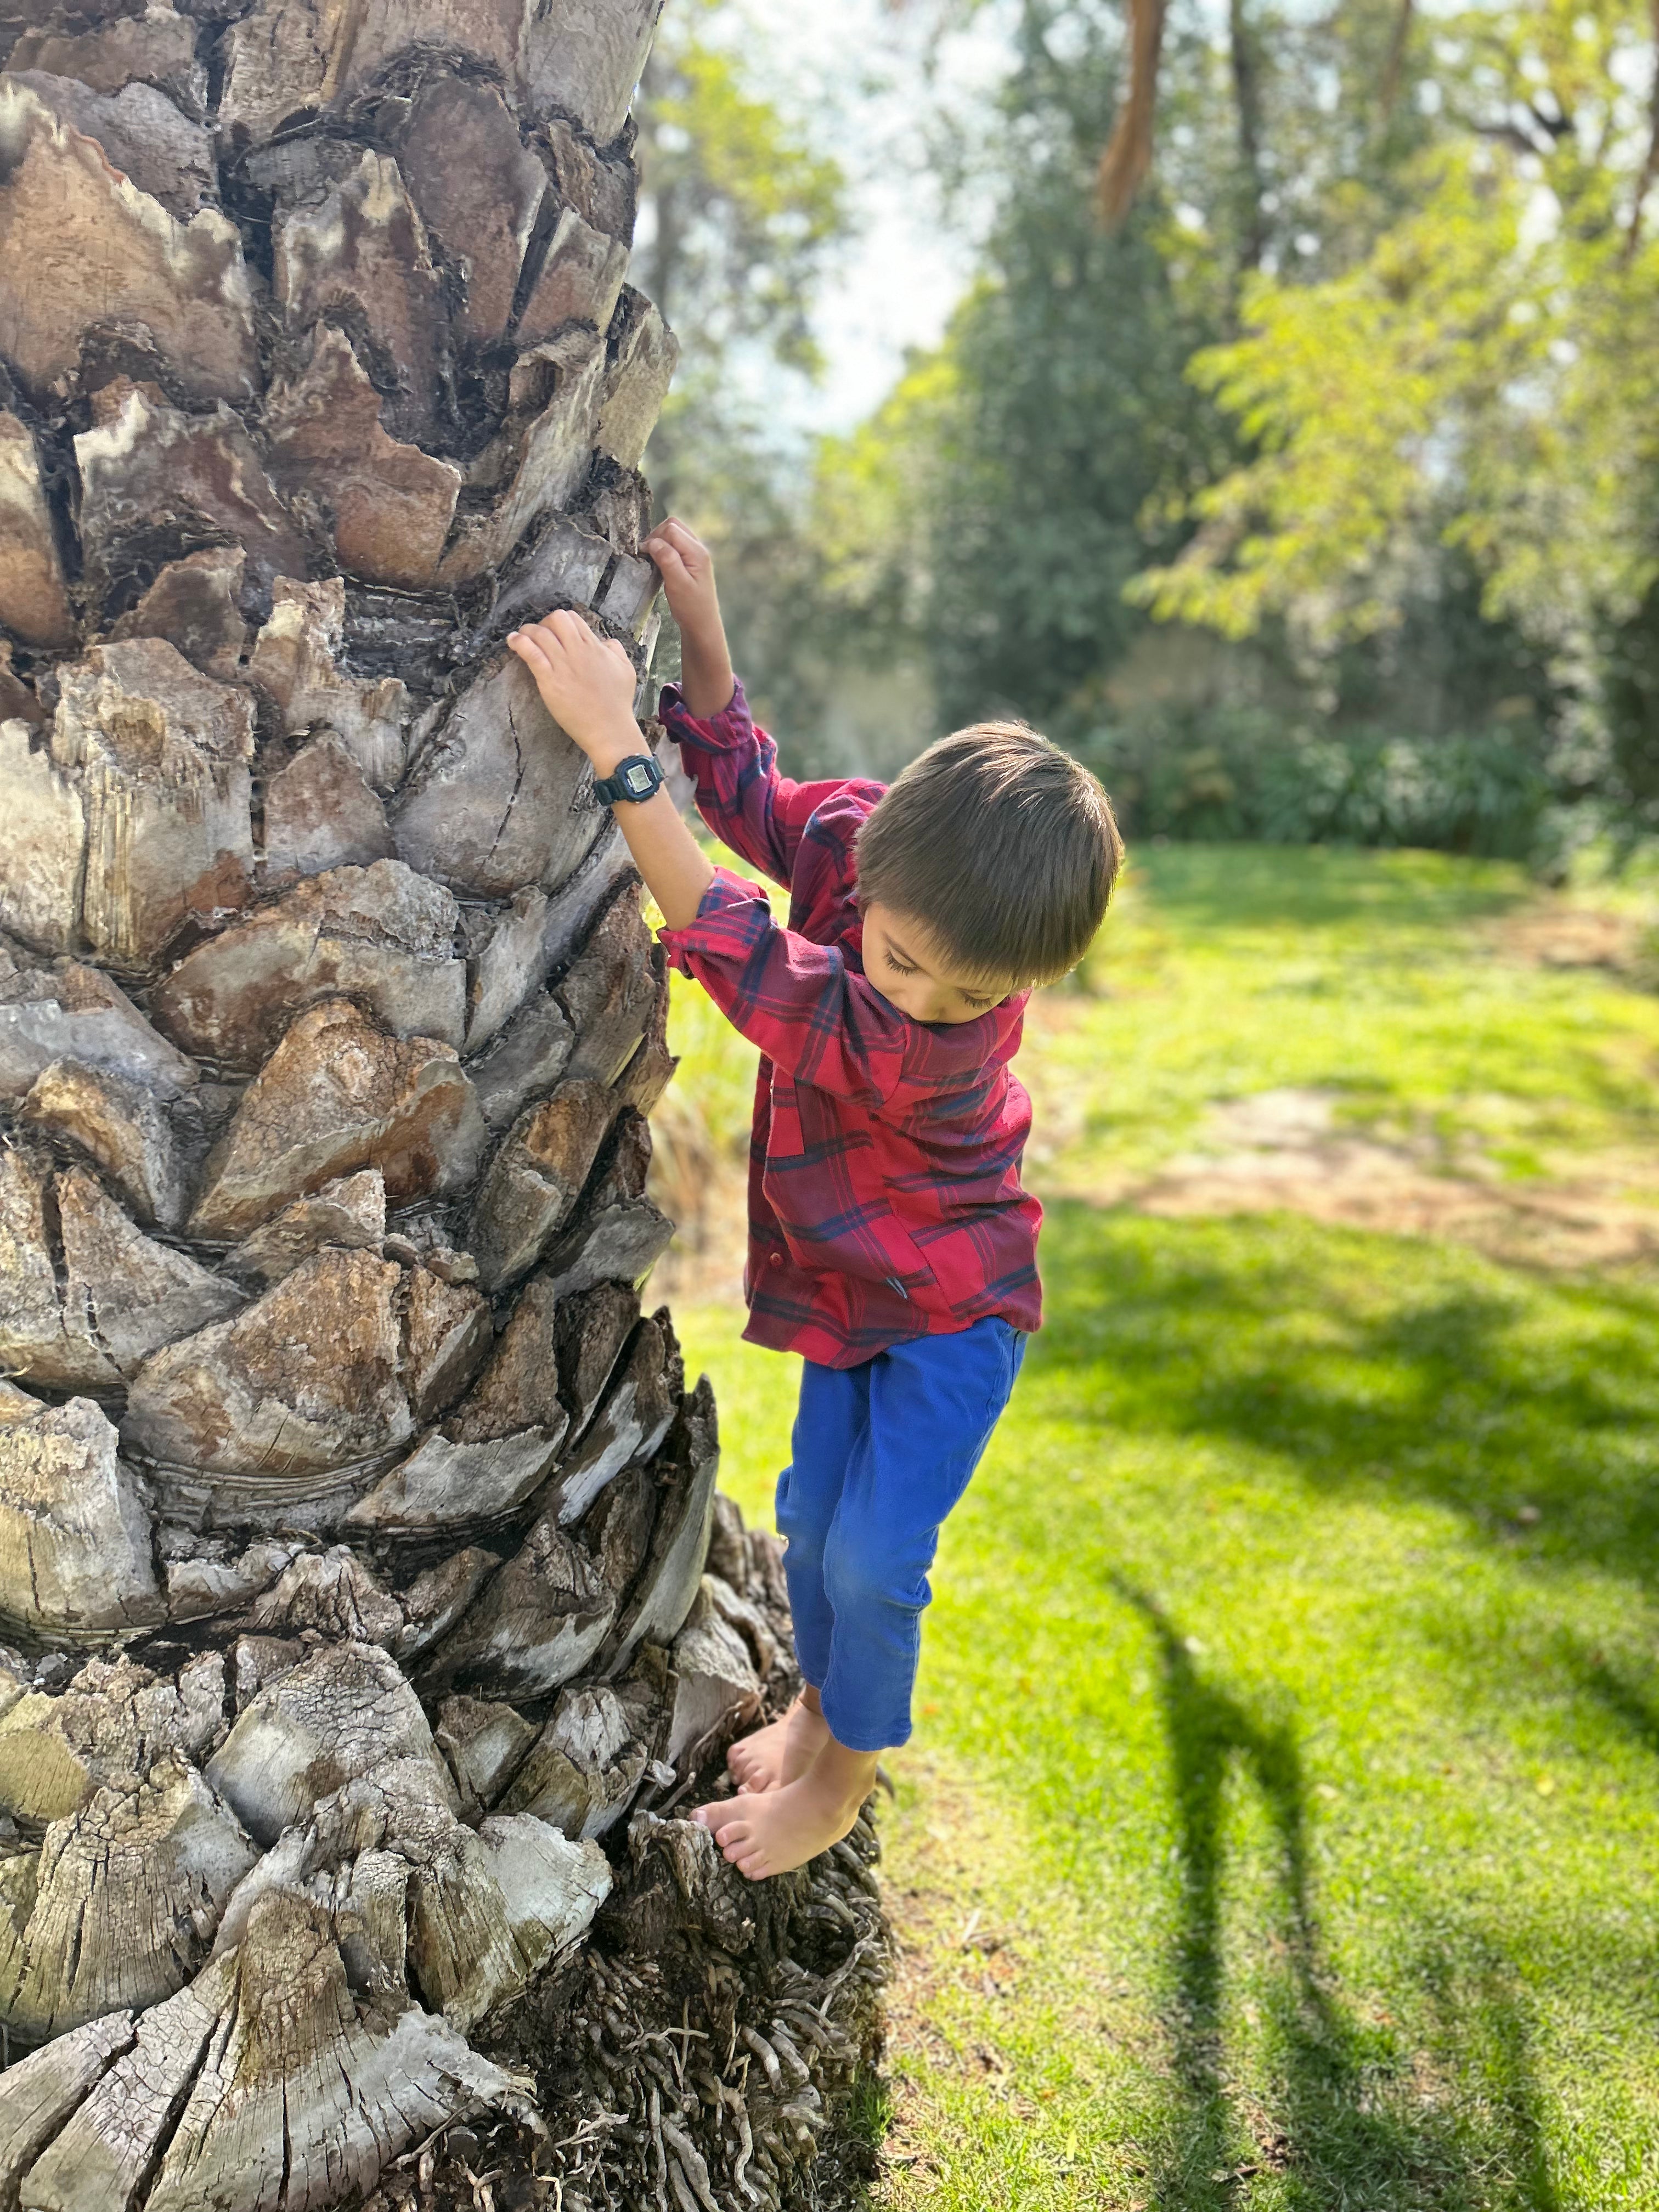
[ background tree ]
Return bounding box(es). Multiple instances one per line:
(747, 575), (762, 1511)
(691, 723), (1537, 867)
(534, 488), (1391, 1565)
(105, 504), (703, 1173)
(0, 5), (883, 2208)
(633, 1), (850, 729)
(748, 0), (1574, 858)
(1130, 0), (1659, 841)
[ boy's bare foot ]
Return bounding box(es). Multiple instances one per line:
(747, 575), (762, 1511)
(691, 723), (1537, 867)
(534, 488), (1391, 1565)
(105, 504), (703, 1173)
(726, 1694), (830, 1793)
(694, 1738), (879, 1881)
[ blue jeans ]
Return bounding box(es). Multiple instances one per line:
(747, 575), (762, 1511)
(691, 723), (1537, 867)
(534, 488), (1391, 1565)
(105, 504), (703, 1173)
(775, 1316), (1026, 1753)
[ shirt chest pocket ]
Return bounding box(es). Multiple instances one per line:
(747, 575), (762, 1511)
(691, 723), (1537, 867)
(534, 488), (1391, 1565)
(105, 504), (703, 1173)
(769, 1074), (879, 1164)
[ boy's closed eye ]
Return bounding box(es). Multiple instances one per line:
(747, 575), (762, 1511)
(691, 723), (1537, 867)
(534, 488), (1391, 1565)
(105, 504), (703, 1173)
(884, 949), (997, 1010)
(863, 904), (1016, 1024)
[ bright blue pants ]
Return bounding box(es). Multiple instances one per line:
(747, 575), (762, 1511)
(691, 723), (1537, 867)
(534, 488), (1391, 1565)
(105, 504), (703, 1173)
(775, 1316), (1026, 1753)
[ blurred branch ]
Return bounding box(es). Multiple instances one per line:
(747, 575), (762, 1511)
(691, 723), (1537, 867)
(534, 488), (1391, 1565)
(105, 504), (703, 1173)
(1380, 0), (1413, 116)
(1229, 0), (1266, 267)
(1626, 0), (1659, 263)
(1097, 0), (1167, 227)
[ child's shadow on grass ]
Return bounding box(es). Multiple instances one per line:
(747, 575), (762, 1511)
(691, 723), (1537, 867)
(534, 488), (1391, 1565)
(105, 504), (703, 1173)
(1121, 1582), (1560, 2211)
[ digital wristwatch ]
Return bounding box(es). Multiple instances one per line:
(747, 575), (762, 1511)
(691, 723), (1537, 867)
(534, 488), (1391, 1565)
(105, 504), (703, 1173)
(591, 753), (667, 805)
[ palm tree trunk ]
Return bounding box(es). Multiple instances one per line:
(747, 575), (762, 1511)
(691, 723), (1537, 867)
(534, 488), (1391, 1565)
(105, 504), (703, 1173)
(0, 9), (884, 2207)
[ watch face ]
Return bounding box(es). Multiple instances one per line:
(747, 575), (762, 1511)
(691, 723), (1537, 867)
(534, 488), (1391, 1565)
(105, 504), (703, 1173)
(625, 763), (654, 794)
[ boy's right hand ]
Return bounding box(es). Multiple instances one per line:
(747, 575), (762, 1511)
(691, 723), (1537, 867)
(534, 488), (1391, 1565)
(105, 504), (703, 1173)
(644, 517), (718, 633)
(644, 517), (735, 719)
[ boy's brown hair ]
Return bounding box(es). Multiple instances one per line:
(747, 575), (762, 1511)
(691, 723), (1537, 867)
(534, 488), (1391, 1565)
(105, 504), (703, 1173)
(856, 722), (1122, 986)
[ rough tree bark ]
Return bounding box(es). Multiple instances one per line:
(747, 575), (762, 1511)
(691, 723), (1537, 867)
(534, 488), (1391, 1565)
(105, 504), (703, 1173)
(0, 7), (887, 2207)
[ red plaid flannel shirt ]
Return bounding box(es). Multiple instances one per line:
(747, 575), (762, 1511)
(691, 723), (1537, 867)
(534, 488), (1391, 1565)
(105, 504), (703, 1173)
(656, 678), (1042, 1369)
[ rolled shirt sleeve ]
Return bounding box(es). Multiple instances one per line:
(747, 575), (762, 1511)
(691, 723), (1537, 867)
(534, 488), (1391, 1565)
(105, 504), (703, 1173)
(659, 679), (881, 893)
(658, 867), (1020, 1117)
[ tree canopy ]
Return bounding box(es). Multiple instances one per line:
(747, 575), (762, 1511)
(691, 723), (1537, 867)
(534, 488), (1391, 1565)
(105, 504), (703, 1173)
(1135, 1), (1659, 654)
(657, 0), (1659, 854)
(635, 0), (848, 519)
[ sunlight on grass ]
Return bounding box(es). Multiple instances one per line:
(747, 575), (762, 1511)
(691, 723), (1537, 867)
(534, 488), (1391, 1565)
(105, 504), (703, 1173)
(657, 845), (1659, 2208)
(1035, 845), (1659, 1185)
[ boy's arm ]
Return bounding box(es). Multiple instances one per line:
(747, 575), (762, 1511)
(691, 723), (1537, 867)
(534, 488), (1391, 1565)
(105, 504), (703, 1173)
(657, 682), (853, 889)
(642, 520), (847, 889)
(658, 872), (1003, 1114)
(505, 612), (991, 1114)
(644, 520), (731, 719)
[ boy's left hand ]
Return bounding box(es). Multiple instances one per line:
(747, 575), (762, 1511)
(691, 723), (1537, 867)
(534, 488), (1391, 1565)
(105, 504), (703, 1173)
(507, 612), (640, 769)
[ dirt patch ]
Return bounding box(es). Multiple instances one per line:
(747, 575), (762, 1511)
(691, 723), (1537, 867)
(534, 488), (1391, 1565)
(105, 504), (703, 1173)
(652, 1079), (1659, 1305)
(1051, 1088), (1659, 1270)
(1494, 901), (1652, 975)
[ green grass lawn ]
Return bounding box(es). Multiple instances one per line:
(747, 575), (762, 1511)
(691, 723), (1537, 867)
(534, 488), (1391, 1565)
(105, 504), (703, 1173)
(1036, 846), (1659, 1187)
(656, 845), (1659, 2209)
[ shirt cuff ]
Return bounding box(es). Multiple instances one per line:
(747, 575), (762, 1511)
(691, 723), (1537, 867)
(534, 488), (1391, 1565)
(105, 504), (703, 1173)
(656, 865), (771, 973)
(658, 676), (751, 752)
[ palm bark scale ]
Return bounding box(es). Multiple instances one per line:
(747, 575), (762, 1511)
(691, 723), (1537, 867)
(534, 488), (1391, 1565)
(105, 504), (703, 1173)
(0, 5), (885, 2205)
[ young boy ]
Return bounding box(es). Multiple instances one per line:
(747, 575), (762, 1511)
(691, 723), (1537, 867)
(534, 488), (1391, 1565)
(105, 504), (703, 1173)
(507, 521), (1121, 1881)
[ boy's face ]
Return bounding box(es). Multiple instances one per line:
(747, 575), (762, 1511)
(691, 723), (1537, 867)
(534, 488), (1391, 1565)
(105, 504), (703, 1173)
(861, 902), (1019, 1025)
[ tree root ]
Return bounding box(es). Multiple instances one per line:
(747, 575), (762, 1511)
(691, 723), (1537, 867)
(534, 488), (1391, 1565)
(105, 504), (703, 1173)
(364, 1805), (889, 2212)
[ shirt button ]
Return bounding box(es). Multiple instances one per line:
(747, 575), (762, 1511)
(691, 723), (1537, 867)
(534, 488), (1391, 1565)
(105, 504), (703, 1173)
(769, 1253), (783, 1267)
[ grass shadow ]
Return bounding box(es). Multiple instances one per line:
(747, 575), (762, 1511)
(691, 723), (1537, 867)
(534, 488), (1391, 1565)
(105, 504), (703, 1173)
(1121, 1581), (1563, 2209)
(1038, 1206), (1659, 1599)
(1413, 1945), (1562, 2212)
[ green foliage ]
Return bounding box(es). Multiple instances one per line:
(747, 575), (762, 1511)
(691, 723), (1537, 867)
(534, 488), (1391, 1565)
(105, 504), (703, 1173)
(1085, 709), (1553, 857)
(1600, 572), (1659, 834)
(637, 0), (845, 382)
(1132, 1), (1659, 708)
(918, 221), (1199, 731)
(784, 0), (1568, 825)
(671, 843), (1659, 2204)
(810, 1), (1219, 731)
(630, 2), (855, 738)
(653, 0), (1655, 845)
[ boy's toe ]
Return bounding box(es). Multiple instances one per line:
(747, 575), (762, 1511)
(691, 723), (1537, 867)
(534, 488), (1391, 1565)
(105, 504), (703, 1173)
(694, 1798), (743, 1838)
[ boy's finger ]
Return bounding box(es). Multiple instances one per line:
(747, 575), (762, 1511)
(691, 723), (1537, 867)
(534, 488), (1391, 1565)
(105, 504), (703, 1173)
(656, 518), (702, 562)
(519, 620), (571, 668)
(506, 630), (553, 677)
(547, 608), (592, 649)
